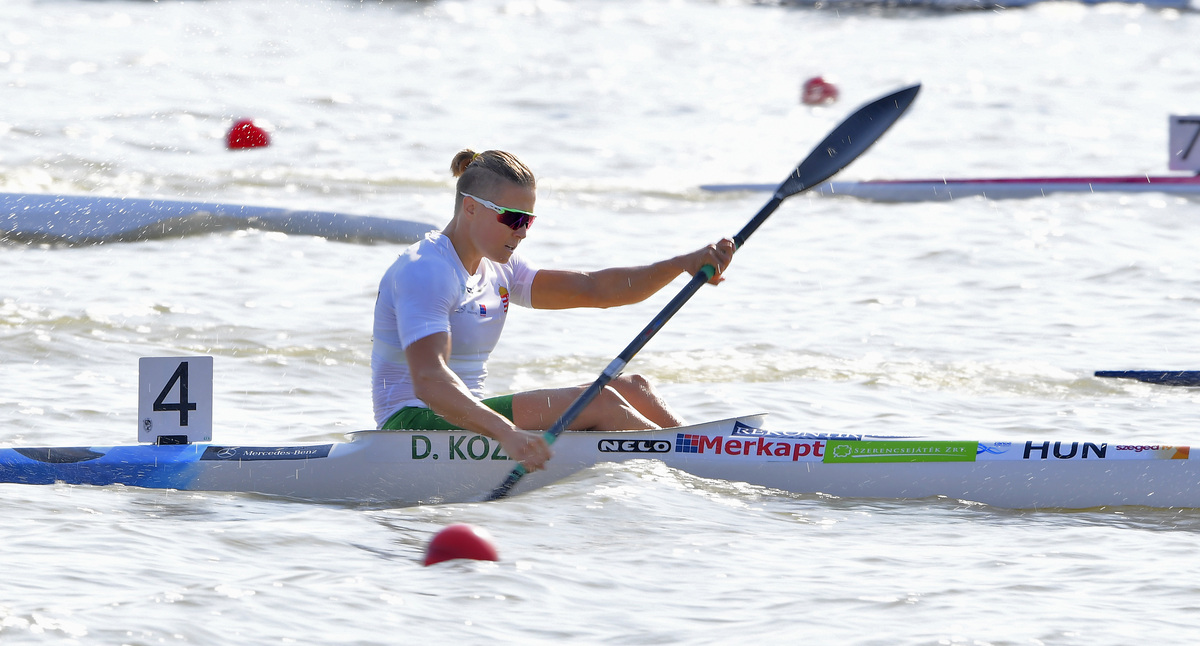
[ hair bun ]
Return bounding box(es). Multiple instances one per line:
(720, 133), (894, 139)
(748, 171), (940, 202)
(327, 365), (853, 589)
(450, 149), (478, 177)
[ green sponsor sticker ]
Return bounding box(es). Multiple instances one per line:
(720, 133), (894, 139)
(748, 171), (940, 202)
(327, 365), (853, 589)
(823, 440), (978, 463)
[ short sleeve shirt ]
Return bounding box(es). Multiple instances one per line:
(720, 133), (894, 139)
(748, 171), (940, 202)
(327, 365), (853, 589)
(371, 231), (538, 427)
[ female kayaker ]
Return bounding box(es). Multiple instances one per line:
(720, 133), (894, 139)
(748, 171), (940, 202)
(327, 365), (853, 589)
(372, 149), (735, 472)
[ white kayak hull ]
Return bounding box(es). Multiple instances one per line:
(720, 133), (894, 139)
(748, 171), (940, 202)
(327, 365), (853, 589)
(4, 415), (1200, 509)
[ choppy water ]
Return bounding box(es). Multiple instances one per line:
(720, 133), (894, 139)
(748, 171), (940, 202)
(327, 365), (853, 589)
(4, 0), (1200, 643)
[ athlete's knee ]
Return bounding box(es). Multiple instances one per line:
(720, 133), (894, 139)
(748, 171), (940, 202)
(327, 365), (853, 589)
(597, 383), (635, 409)
(612, 373), (654, 394)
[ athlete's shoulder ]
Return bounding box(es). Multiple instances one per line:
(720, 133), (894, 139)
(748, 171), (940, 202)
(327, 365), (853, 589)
(382, 233), (460, 294)
(389, 232), (452, 273)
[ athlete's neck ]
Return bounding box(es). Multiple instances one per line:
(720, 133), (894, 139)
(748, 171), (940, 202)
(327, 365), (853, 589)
(442, 221), (481, 275)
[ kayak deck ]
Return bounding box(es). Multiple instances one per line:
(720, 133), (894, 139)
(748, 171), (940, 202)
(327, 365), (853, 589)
(3, 415), (1199, 509)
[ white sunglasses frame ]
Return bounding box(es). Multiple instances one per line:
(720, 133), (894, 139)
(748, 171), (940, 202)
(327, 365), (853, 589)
(460, 192), (536, 230)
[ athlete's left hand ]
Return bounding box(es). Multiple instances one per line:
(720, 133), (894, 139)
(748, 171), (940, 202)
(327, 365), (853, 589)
(690, 237), (736, 285)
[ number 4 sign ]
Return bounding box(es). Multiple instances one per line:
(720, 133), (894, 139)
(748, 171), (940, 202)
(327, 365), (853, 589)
(1169, 115), (1200, 172)
(138, 356), (213, 444)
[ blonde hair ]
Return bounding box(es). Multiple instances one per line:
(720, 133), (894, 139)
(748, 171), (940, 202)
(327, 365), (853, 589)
(450, 149), (536, 210)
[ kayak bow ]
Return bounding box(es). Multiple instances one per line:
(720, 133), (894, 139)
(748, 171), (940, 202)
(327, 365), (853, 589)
(1096, 371), (1200, 387)
(0, 192), (435, 245)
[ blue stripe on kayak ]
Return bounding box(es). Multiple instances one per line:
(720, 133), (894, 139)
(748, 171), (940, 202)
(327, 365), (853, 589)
(0, 445), (206, 489)
(0, 443), (339, 490)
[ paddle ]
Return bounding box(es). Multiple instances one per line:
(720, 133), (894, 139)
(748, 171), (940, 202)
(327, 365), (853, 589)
(486, 83), (922, 501)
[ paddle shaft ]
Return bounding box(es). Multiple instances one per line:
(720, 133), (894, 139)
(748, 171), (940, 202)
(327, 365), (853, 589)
(565, 191), (785, 427)
(486, 84), (921, 501)
(485, 195), (786, 499)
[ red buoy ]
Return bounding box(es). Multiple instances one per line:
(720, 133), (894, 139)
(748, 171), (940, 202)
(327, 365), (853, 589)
(423, 524), (500, 566)
(801, 77), (839, 106)
(226, 119), (270, 150)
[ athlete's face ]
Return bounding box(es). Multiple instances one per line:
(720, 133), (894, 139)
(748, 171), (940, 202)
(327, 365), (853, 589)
(467, 182), (535, 264)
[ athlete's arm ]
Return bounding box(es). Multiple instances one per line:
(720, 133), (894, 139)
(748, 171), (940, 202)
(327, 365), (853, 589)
(530, 238), (735, 310)
(405, 332), (551, 471)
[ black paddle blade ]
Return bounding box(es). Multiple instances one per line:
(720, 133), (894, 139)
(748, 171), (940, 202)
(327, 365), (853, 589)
(731, 83), (921, 249)
(486, 84), (922, 502)
(778, 84), (921, 198)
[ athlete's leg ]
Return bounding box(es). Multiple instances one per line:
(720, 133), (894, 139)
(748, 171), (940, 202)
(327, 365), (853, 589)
(513, 383), (655, 431)
(511, 374), (685, 431)
(605, 373), (685, 428)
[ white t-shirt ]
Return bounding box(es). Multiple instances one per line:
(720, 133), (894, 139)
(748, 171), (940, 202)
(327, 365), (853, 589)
(371, 231), (538, 428)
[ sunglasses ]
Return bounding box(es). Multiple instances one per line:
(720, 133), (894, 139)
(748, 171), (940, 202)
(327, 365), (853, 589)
(461, 192), (536, 231)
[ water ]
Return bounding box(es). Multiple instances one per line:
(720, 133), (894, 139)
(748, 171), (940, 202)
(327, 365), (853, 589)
(4, 0), (1200, 642)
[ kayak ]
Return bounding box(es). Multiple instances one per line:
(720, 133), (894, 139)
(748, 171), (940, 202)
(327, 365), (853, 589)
(1096, 371), (1200, 387)
(704, 117), (1200, 200)
(0, 192), (435, 245)
(4, 414), (1199, 509)
(700, 175), (1200, 202)
(778, 0), (1190, 8)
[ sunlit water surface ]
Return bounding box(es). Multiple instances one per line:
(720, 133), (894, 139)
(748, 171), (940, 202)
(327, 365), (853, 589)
(3, 0), (1200, 643)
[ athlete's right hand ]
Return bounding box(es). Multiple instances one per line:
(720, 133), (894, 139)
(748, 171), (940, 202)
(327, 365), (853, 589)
(500, 428), (552, 472)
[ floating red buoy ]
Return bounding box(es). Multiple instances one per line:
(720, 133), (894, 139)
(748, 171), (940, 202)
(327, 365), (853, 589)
(423, 524), (500, 566)
(801, 77), (839, 106)
(226, 118), (270, 150)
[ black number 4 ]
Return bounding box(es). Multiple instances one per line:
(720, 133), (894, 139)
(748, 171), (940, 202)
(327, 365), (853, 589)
(1180, 118), (1200, 161)
(154, 362), (197, 426)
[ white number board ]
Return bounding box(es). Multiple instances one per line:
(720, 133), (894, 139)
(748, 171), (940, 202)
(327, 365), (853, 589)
(138, 356), (213, 444)
(1169, 115), (1200, 172)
